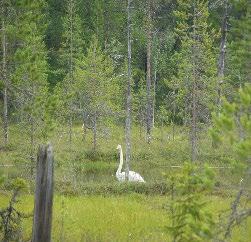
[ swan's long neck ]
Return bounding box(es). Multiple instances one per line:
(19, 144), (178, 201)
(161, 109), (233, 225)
(116, 148), (123, 174)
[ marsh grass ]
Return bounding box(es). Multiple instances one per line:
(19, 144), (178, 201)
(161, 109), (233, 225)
(0, 193), (250, 242)
(0, 124), (249, 241)
(0, 124), (237, 185)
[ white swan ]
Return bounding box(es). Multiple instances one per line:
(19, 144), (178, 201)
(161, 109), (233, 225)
(116, 144), (145, 182)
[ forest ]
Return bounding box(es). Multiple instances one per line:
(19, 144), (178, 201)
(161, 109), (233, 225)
(0, 0), (251, 241)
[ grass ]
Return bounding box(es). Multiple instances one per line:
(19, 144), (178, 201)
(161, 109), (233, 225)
(0, 123), (250, 241)
(0, 192), (250, 242)
(0, 193), (169, 241)
(0, 123), (237, 185)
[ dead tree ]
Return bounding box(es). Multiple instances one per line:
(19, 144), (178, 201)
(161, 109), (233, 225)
(32, 144), (54, 242)
(146, 0), (153, 143)
(217, 0), (229, 113)
(1, 0), (9, 146)
(125, 0), (132, 181)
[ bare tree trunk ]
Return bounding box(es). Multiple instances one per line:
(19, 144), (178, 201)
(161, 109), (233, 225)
(32, 144), (54, 242)
(30, 115), (35, 176)
(69, 116), (73, 145)
(104, 1), (109, 49)
(82, 119), (87, 142)
(152, 57), (157, 128)
(93, 111), (97, 152)
(191, 7), (198, 162)
(146, 0), (152, 143)
(152, 32), (159, 129)
(68, 0), (74, 147)
(2, 11), (8, 146)
(217, 0), (228, 113)
(30, 117), (35, 160)
(191, 79), (197, 162)
(125, 0), (132, 181)
(172, 94), (176, 141)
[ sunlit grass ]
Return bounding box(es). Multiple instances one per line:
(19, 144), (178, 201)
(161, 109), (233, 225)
(0, 193), (250, 242)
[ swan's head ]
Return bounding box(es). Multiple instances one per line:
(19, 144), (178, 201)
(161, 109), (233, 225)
(116, 144), (122, 150)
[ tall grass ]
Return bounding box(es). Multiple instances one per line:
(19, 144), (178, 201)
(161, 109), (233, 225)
(0, 124), (237, 186)
(0, 193), (250, 241)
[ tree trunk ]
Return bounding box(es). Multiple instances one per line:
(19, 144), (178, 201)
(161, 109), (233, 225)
(125, 0), (132, 181)
(191, 79), (197, 162)
(30, 117), (35, 161)
(172, 95), (176, 141)
(32, 144), (54, 242)
(152, 32), (158, 129)
(69, 116), (73, 146)
(68, 0), (73, 147)
(93, 111), (97, 151)
(152, 57), (157, 128)
(82, 122), (87, 142)
(30, 115), (35, 176)
(217, 0), (228, 113)
(191, 8), (198, 162)
(2, 14), (8, 146)
(146, 0), (152, 143)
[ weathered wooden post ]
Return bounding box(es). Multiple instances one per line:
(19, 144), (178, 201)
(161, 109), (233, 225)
(32, 143), (54, 242)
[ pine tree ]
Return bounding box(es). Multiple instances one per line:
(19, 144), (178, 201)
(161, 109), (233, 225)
(13, 0), (48, 165)
(211, 84), (251, 240)
(167, 163), (215, 242)
(59, 0), (84, 146)
(0, 0), (13, 146)
(173, 0), (217, 161)
(228, 0), (251, 87)
(74, 36), (119, 151)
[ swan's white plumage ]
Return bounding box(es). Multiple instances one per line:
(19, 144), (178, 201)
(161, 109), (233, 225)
(116, 144), (145, 183)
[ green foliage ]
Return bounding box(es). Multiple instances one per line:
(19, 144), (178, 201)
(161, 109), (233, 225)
(60, 0), (84, 74)
(75, 35), (120, 110)
(73, 36), (121, 147)
(166, 163), (215, 242)
(172, 0), (217, 123)
(0, 178), (29, 241)
(12, 0), (49, 147)
(10, 178), (28, 193)
(212, 84), (251, 166)
(228, 0), (251, 86)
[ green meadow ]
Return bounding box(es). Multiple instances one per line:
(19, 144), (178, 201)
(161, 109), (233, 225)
(0, 192), (250, 242)
(1, 124), (250, 241)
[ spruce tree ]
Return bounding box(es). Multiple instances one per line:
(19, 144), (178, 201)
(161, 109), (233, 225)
(211, 84), (251, 240)
(228, 0), (251, 87)
(60, 0), (84, 146)
(13, 0), (48, 164)
(173, 0), (217, 161)
(0, 0), (13, 146)
(74, 36), (119, 151)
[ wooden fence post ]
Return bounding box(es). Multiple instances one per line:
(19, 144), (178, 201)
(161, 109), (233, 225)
(32, 143), (54, 242)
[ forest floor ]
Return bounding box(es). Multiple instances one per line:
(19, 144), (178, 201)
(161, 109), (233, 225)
(0, 124), (250, 241)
